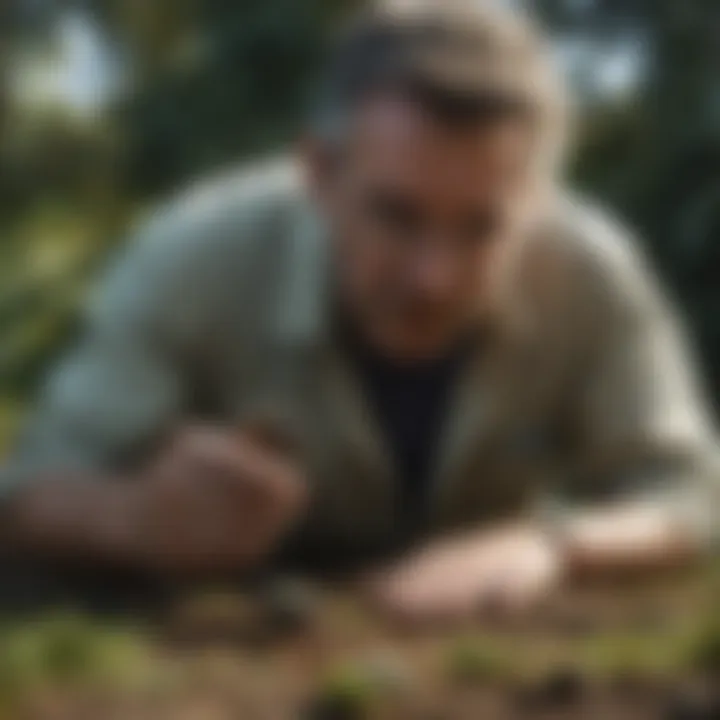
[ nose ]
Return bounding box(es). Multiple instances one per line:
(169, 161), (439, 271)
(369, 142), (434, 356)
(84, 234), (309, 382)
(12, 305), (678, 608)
(407, 237), (458, 298)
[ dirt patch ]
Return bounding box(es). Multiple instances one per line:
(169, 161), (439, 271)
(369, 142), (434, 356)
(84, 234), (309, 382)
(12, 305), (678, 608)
(0, 566), (718, 719)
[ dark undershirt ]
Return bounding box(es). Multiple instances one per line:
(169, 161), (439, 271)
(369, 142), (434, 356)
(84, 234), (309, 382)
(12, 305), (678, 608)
(342, 324), (475, 527)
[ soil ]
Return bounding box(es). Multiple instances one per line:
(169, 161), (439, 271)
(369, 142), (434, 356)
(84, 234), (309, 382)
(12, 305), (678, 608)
(2, 566), (719, 720)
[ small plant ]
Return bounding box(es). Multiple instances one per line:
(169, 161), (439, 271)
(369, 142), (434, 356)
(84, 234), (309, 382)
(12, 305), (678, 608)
(684, 622), (720, 675)
(444, 639), (509, 685)
(0, 612), (152, 706)
(586, 628), (687, 678)
(307, 664), (377, 720)
(37, 614), (101, 683)
(0, 628), (45, 709)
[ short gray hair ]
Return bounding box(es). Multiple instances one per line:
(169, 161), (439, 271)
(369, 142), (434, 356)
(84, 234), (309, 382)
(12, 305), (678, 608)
(313, 1), (570, 177)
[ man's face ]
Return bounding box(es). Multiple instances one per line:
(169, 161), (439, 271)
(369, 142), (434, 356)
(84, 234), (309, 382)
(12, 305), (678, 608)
(309, 94), (535, 363)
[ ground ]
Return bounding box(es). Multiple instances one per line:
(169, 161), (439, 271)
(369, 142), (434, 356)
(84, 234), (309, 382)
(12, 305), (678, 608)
(0, 564), (718, 720)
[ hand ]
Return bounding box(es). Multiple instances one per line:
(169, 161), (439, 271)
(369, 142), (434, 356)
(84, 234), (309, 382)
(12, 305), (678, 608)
(127, 425), (307, 575)
(363, 524), (564, 625)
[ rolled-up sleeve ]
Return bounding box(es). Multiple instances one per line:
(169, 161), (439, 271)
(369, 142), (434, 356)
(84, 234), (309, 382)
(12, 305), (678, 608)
(552, 208), (720, 548)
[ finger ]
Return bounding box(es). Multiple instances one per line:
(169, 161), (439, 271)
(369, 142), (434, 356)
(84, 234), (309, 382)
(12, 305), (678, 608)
(477, 571), (553, 623)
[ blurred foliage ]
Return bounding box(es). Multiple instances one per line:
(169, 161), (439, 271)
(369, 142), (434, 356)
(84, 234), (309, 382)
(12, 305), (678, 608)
(536, 0), (720, 404)
(0, 612), (152, 713)
(0, 0), (359, 451)
(1, 0), (719, 452)
(444, 637), (512, 684)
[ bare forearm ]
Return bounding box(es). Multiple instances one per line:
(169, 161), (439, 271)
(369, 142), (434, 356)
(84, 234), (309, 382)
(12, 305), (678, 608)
(0, 476), (143, 569)
(0, 428), (307, 577)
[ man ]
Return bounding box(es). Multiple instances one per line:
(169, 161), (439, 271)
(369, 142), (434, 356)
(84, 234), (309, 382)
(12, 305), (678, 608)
(1, 1), (718, 622)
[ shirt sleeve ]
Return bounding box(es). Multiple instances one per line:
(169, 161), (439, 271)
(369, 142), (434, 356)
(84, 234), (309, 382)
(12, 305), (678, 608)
(0, 157), (300, 499)
(551, 208), (720, 548)
(0, 215), (192, 497)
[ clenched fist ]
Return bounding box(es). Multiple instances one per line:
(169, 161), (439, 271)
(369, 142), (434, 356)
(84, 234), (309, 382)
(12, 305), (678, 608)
(125, 425), (307, 575)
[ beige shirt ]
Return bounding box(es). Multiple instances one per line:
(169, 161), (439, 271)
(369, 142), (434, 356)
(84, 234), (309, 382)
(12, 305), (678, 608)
(3, 157), (718, 555)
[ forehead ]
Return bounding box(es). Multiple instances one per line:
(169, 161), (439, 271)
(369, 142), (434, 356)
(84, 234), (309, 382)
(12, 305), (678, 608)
(346, 94), (532, 205)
